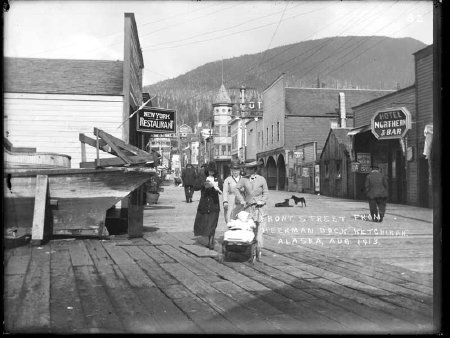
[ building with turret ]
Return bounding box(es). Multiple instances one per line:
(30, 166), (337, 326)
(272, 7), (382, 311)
(211, 84), (233, 180)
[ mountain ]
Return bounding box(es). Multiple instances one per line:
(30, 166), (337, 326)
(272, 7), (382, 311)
(143, 36), (427, 129)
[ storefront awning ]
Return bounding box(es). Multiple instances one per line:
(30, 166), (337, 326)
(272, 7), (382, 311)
(347, 124), (371, 136)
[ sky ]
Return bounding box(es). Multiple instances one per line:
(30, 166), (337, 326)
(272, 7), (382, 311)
(4, 1), (434, 86)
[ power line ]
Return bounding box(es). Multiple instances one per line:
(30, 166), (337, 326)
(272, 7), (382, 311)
(143, 4), (333, 52)
(269, 1), (401, 83)
(141, 2), (302, 50)
(319, 8), (433, 82)
(253, 1), (290, 81)
(22, 2), (228, 58)
(237, 1), (371, 86)
(298, 1), (425, 81)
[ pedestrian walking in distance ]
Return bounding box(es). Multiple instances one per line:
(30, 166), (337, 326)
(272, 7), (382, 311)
(222, 160), (243, 224)
(193, 161), (223, 250)
(234, 159), (268, 258)
(365, 164), (389, 222)
(181, 163), (197, 203)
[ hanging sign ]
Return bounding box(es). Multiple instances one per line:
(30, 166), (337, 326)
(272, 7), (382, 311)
(137, 107), (176, 133)
(371, 107), (411, 140)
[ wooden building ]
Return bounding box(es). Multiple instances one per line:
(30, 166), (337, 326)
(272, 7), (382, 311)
(4, 13), (145, 168)
(319, 129), (353, 198)
(414, 45), (433, 208)
(257, 74), (392, 191)
(349, 86), (416, 203)
(292, 141), (318, 194)
(348, 43), (433, 207)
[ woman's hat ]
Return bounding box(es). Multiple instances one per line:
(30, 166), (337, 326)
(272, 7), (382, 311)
(243, 159), (262, 168)
(206, 161), (217, 172)
(229, 160), (242, 170)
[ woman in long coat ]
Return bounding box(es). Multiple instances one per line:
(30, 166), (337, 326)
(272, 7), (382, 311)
(193, 161), (223, 249)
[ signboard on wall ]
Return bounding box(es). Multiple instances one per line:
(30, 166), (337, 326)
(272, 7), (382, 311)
(302, 167), (310, 177)
(137, 107), (176, 133)
(294, 150), (304, 159)
(314, 164), (320, 193)
(351, 162), (361, 173)
(357, 152), (371, 173)
(371, 107), (411, 140)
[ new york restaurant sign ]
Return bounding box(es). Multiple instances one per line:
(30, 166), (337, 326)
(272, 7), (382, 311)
(137, 107), (176, 133)
(371, 107), (411, 140)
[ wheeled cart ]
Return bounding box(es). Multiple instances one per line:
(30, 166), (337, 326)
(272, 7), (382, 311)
(219, 203), (262, 264)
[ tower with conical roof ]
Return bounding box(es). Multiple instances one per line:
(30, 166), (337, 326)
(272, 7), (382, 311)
(210, 78), (233, 179)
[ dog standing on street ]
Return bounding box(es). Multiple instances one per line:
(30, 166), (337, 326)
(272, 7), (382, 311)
(291, 195), (306, 207)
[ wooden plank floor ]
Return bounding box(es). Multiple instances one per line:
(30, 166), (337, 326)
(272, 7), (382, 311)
(4, 228), (435, 334)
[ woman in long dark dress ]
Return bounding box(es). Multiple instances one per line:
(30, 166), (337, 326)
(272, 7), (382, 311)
(193, 161), (223, 250)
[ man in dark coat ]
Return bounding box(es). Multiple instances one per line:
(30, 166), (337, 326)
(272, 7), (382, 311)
(365, 165), (389, 222)
(181, 163), (197, 203)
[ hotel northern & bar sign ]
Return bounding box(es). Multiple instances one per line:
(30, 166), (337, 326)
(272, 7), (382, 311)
(137, 107), (176, 133)
(371, 107), (411, 140)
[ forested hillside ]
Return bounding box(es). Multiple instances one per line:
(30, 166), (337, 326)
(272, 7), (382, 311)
(144, 36), (426, 128)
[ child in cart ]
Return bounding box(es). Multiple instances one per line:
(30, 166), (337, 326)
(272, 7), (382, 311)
(223, 210), (256, 243)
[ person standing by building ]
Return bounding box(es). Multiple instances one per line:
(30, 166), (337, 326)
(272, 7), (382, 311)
(365, 164), (389, 222)
(234, 159), (268, 260)
(181, 163), (197, 203)
(222, 160), (243, 224)
(193, 161), (223, 250)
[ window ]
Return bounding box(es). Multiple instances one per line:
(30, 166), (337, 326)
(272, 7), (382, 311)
(215, 144), (220, 156)
(227, 145), (231, 154)
(220, 125), (227, 136)
(324, 162), (329, 178)
(336, 161), (342, 179)
(258, 132), (261, 147)
(271, 125), (274, 144)
(266, 128), (269, 145)
(221, 145), (227, 155)
(277, 122), (280, 141)
(228, 125), (231, 136)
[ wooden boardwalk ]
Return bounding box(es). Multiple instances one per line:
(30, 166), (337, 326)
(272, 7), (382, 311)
(4, 227), (435, 334)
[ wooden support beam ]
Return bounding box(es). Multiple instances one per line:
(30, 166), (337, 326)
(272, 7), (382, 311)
(127, 185), (145, 238)
(80, 156), (154, 168)
(94, 128), (150, 157)
(79, 133), (116, 155)
(31, 175), (52, 245)
(94, 128), (133, 165)
(81, 140), (87, 163)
